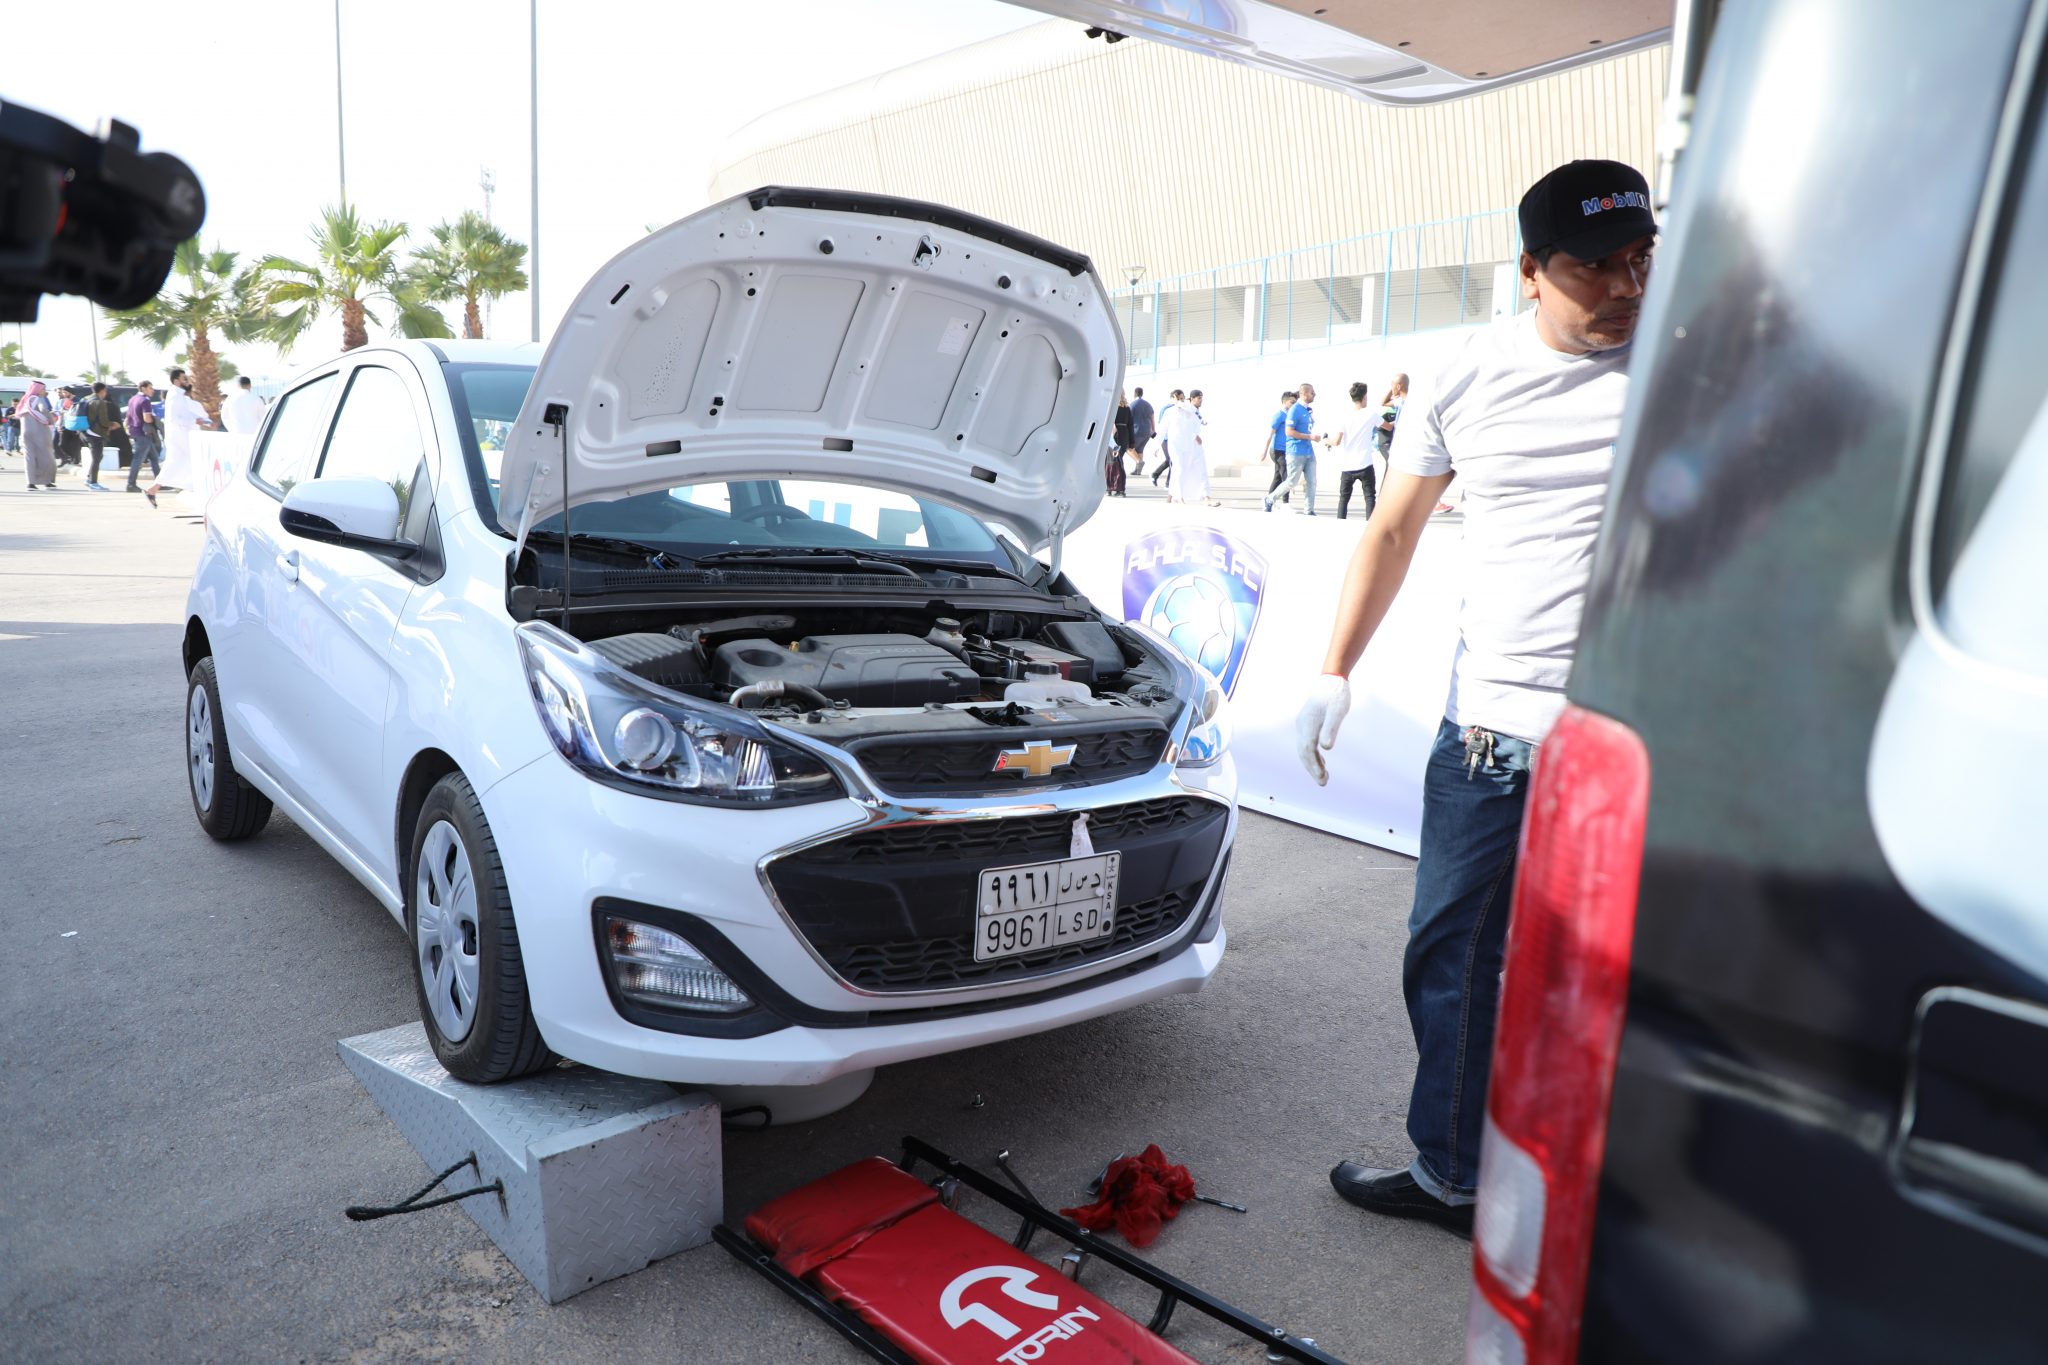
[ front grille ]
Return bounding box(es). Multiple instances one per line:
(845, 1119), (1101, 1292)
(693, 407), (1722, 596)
(825, 886), (1199, 991)
(848, 725), (1169, 794)
(785, 796), (1214, 866)
(765, 795), (1228, 994)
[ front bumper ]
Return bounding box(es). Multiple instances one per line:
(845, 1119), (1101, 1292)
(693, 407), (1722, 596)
(479, 750), (1236, 1086)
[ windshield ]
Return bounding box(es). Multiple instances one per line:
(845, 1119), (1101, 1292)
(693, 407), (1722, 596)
(449, 363), (531, 502)
(446, 361), (1015, 567)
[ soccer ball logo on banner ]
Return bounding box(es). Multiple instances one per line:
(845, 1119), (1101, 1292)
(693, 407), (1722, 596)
(1121, 528), (1270, 696)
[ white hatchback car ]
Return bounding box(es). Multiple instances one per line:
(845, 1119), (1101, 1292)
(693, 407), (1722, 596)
(183, 189), (1235, 1106)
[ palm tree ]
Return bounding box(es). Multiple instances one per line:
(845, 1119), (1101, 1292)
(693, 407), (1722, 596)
(413, 210), (529, 339)
(256, 204), (453, 354)
(0, 340), (31, 374)
(177, 350), (238, 382)
(105, 238), (262, 419)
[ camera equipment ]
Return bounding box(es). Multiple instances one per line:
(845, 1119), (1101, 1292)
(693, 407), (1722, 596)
(0, 99), (205, 323)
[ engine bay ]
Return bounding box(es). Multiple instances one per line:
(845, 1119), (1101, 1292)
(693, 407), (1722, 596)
(570, 602), (1189, 750)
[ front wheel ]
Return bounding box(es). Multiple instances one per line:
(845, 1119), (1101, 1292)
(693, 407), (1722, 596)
(186, 657), (272, 841)
(407, 772), (556, 1083)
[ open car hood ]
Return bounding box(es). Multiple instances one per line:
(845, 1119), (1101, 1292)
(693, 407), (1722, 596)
(999, 1), (1670, 104)
(502, 187), (1123, 555)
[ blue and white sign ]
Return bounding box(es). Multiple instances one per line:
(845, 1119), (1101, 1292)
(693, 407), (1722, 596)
(1063, 502), (1463, 857)
(1121, 527), (1269, 696)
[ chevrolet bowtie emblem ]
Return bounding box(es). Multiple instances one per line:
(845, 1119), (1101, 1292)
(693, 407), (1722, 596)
(993, 739), (1078, 778)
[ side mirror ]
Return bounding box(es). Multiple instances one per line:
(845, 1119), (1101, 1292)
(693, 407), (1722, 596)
(279, 475), (418, 558)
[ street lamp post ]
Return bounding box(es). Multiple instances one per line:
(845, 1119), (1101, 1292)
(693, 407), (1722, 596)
(334, 0), (346, 206)
(530, 0), (541, 344)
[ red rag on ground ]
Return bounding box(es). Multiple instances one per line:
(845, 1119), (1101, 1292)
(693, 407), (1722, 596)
(1059, 1144), (1198, 1247)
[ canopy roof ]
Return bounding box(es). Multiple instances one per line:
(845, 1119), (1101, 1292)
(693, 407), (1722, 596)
(1000, 0), (1671, 104)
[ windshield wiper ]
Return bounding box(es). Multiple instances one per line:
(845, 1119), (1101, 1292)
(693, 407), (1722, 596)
(694, 546), (1032, 584)
(690, 548), (926, 580)
(523, 528), (673, 564)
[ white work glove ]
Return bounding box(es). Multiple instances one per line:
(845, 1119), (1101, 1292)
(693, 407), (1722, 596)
(1296, 674), (1351, 786)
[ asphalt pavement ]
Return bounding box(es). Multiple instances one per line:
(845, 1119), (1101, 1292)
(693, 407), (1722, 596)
(0, 453), (1466, 1364)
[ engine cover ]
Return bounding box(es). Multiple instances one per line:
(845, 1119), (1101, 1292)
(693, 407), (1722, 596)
(714, 634), (982, 707)
(587, 632), (708, 690)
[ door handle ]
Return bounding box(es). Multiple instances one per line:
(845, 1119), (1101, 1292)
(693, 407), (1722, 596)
(1892, 987), (2048, 1246)
(276, 550), (299, 582)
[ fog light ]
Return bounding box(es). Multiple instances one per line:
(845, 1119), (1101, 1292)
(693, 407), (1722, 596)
(603, 917), (753, 1014)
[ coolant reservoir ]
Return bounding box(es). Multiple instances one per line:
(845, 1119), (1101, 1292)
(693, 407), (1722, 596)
(1005, 661), (1092, 707)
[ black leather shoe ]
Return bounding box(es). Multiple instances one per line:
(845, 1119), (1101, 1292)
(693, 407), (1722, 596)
(1330, 1162), (1474, 1239)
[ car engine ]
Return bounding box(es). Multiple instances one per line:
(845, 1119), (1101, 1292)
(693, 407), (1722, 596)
(572, 605), (1188, 777)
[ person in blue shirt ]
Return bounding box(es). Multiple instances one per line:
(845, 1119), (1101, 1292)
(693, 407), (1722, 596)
(1263, 389), (1296, 506)
(1264, 381), (1318, 514)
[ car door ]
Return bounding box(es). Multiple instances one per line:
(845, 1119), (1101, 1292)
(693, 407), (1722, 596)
(224, 369), (341, 783)
(262, 358), (442, 885)
(1868, 61), (2048, 1268)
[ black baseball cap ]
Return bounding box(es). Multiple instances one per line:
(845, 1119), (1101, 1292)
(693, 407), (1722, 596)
(1519, 159), (1657, 262)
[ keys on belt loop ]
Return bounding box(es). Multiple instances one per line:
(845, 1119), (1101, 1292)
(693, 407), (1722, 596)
(1463, 725), (1497, 779)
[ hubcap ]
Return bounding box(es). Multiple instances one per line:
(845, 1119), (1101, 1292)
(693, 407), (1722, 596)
(188, 684), (215, 813)
(415, 820), (481, 1044)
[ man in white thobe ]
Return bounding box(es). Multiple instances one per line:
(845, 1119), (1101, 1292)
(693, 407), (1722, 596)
(143, 367), (214, 506)
(222, 376), (267, 435)
(1161, 392), (1210, 504)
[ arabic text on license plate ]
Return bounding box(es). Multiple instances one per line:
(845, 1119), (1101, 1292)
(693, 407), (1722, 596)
(973, 852), (1121, 964)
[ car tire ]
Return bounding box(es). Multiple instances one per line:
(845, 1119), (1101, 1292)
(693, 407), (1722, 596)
(407, 772), (556, 1083)
(186, 657), (273, 841)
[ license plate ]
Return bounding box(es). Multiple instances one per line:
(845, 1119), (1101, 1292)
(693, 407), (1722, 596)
(974, 852), (1122, 963)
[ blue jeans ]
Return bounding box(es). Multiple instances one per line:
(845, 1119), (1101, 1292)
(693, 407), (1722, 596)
(1404, 717), (1535, 1204)
(1266, 452), (1317, 512)
(126, 430), (161, 487)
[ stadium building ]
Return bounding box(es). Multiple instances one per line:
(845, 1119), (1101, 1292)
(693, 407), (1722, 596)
(709, 18), (1667, 468)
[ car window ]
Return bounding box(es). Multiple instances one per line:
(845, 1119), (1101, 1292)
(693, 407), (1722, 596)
(250, 373), (338, 495)
(532, 476), (1003, 560)
(447, 364), (535, 512)
(669, 480), (938, 548)
(1931, 80), (2048, 673)
(320, 365), (429, 526)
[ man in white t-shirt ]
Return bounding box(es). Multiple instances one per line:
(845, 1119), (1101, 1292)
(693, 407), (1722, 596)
(222, 376), (267, 436)
(1325, 381), (1380, 520)
(1297, 160), (1657, 1236)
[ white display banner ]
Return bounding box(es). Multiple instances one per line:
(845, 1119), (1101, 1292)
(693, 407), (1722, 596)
(191, 430), (254, 510)
(1059, 500), (1461, 856)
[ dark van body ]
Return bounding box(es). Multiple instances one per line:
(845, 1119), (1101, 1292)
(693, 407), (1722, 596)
(1569, 0), (2048, 1358)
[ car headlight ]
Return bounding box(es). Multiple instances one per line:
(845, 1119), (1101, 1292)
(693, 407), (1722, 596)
(516, 621), (842, 806)
(1179, 669), (1231, 768)
(1122, 619), (1231, 768)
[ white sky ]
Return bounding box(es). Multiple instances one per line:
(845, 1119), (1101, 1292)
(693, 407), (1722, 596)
(6, 0), (1039, 383)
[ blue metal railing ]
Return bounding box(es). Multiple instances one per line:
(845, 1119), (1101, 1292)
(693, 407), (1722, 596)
(1110, 208), (1522, 371)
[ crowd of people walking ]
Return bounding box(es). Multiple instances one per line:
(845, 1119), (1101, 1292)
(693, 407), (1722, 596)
(1109, 385), (1222, 505)
(6, 370), (265, 497)
(1103, 372), (1407, 515)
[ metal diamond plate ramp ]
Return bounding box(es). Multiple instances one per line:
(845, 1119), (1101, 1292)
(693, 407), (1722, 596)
(340, 1023), (722, 1302)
